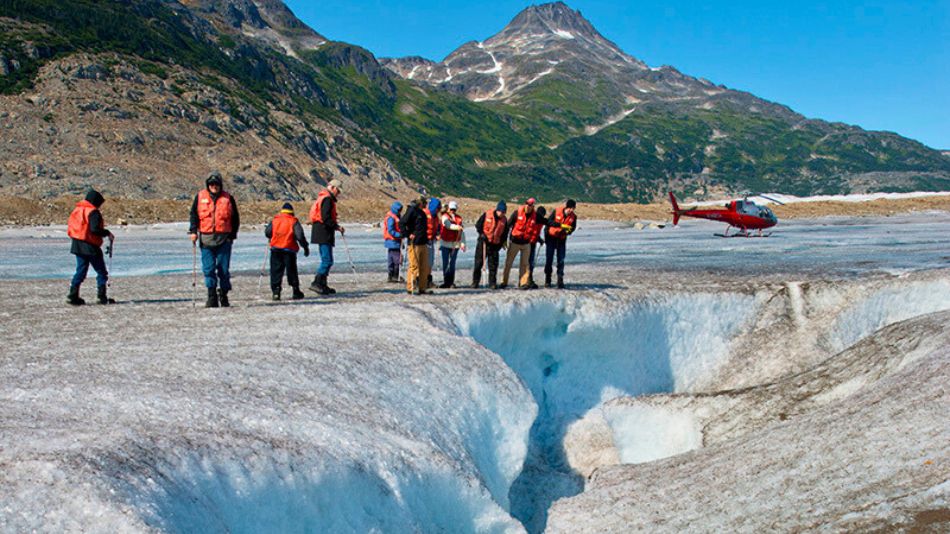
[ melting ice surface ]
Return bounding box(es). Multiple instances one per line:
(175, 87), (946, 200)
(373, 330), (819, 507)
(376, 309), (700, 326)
(458, 293), (758, 532)
(1, 211), (949, 279)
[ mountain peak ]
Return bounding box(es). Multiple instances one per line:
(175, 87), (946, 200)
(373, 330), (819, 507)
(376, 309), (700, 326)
(499, 2), (599, 41)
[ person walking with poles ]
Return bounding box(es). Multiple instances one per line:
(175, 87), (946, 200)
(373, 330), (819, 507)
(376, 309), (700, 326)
(383, 201), (404, 283)
(189, 172), (239, 308)
(265, 202), (309, 301)
(399, 197), (431, 295)
(309, 180), (344, 295)
(66, 189), (115, 305)
(501, 198), (539, 289)
(545, 199), (577, 289)
(439, 200), (466, 288)
(472, 201), (508, 290)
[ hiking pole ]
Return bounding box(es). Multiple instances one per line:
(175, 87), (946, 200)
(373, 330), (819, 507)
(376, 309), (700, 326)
(192, 241), (198, 309)
(257, 245), (269, 292)
(341, 234), (358, 275)
(400, 240), (406, 269)
(106, 238), (114, 289)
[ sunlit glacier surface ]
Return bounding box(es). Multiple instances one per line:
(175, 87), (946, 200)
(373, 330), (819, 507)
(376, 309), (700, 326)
(1, 213), (949, 533)
(1, 211), (949, 280)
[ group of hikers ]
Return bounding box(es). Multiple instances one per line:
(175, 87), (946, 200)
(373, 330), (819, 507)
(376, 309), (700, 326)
(65, 173), (577, 307)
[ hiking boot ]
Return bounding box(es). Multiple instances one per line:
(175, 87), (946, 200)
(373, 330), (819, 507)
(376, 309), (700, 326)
(218, 288), (230, 307)
(497, 283), (508, 289)
(323, 275), (336, 294)
(529, 281), (539, 289)
(272, 292), (281, 301)
(544, 273), (553, 288)
(309, 275), (321, 293)
(205, 287), (219, 308)
(66, 285), (85, 306)
(97, 285), (115, 305)
(291, 287), (305, 300)
(556, 276), (565, 289)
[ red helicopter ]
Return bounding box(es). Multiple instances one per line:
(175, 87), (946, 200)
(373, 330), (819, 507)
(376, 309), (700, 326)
(668, 192), (785, 237)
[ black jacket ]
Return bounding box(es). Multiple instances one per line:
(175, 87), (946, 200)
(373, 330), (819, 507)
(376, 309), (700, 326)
(311, 192), (339, 246)
(399, 204), (429, 246)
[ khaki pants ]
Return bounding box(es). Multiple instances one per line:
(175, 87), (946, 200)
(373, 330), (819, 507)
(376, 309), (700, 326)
(407, 243), (430, 293)
(502, 241), (532, 287)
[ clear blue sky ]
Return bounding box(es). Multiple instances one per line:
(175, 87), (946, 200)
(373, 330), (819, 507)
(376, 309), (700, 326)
(285, 0), (949, 149)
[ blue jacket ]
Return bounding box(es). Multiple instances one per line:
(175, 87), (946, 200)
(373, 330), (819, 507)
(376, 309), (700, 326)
(384, 201), (403, 249)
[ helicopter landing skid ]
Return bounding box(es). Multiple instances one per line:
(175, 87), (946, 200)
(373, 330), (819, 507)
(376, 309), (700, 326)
(715, 229), (773, 238)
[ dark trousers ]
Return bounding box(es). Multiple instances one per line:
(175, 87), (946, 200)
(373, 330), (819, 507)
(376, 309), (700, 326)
(270, 249), (299, 292)
(387, 248), (401, 278)
(200, 240), (232, 290)
(71, 252), (108, 288)
(528, 243), (537, 279)
(441, 247), (459, 281)
(544, 237), (567, 278)
(472, 236), (501, 286)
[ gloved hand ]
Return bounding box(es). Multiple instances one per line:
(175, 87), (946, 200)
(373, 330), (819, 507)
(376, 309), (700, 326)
(304, 248), (310, 257)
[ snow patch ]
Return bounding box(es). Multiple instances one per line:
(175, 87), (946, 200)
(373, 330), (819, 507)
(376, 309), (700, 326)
(604, 404), (703, 464)
(553, 30), (575, 40)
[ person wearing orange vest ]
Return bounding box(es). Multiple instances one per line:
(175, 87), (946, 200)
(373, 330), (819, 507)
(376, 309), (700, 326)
(545, 199), (577, 289)
(66, 189), (115, 305)
(265, 202), (310, 301)
(438, 200), (466, 288)
(189, 172), (240, 307)
(501, 198), (539, 289)
(308, 179), (344, 295)
(472, 200), (508, 289)
(383, 201), (404, 283)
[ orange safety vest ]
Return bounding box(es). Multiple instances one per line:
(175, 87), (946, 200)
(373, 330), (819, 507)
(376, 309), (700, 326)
(482, 210), (507, 245)
(510, 205), (539, 242)
(309, 190), (337, 224)
(197, 189), (234, 234)
(525, 215), (544, 244)
(383, 211), (400, 241)
(424, 208), (442, 240)
(270, 211), (300, 252)
(440, 212), (463, 242)
(67, 200), (104, 247)
(547, 206), (576, 239)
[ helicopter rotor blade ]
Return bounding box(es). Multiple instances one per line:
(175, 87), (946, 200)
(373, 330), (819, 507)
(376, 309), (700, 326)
(755, 194), (786, 206)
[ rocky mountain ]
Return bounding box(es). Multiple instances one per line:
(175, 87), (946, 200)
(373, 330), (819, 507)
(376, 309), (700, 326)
(382, 2), (950, 199)
(0, 0), (948, 204)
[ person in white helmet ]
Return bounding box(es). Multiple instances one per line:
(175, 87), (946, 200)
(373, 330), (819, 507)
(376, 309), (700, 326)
(438, 200), (466, 288)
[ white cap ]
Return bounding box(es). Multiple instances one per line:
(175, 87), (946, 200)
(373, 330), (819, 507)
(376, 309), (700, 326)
(448, 201), (458, 210)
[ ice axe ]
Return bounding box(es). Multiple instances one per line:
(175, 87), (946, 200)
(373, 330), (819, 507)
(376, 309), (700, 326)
(191, 241), (198, 309)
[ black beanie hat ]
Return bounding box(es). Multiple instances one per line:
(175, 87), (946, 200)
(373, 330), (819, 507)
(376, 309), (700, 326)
(566, 198), (577, 209)
(281, 202), (294, 212)
(206, 171), (223, 187)
(85, 189), (105, 208)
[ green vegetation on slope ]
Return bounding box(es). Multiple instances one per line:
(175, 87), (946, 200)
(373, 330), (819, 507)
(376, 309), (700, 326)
(2, 0), (948, 202)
